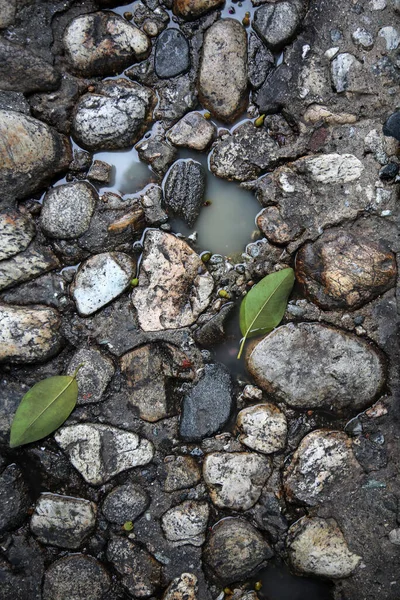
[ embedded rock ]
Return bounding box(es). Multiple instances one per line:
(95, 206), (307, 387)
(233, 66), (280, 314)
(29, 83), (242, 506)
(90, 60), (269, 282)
(0, 0), (16, 28)
(155, 29), (190, 78)
(163, 573), (198, 600)
(173, 0), (224, 19)
(131, 230), (214, 331)
(161, 500), (209, 546)
(248, 32), (274, 89)
(0, 244), (60, 292)
(253, 1), (305, 51)
(86, 160), (112, 184)
(236, 403), (287, 454)
(40, 182), (97, 240)
(295, 153), (364, 183)
(331, 53), (363, 93)
(164, 159), (206, 226)
(162, 455), (201, 492)
(0, 38), (60, 93)
(166, 111), (216, 151)
(107, 537), (161, 597)
(102, 483), (149, 524)
(0, 464), (30, 534)
(67, 348), (115, 404)
(43, 555), (111, 600)
(247, 323), (385, 412)
(135, 136), (177, 175)
(0, 210), (36, 260)
(198, 19), (248, 122)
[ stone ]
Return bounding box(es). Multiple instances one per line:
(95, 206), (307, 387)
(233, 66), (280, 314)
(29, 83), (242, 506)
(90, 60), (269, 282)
(0, 0), (16, 28)
(87, 160), (112, 184)
(131, 230), (214, 331)
(257, 206), (299, 245)
(248, 32), (274, 89)
(155, 29), (190, 78)
(54, 424), (154, 485)
(383, 111), (400, 141)
(0, 110), (72, 204)
(255, 62), (293, 113)
(164, 159), (206, 226)
(0, 464), (30, 534)
(0, 244), (60, 292)
(198, 19), (248, 123)
(163, 455), (201, 492)
(0, 272), (67, 310)
(180, 363), (234, 441)
(161, 500), (209, 546)
(67, 348), (115, 404)
(303, 104), (357, 125)
(107, 537), (161, 597)
(295, 153), (364, 183)
(69, 150), (93, 174)
(0, 38), (60, 93)
(379, 162), (399, 180)
(389, 529), (400, 545)
(203, 452), (271, 511)
(331, 53), (363, 93)
(72, 79), (156, 152)
(236, 403), (287, 454)
(71, 252), (136, 316)
(378, 26), (400, 50)
(203, 518), (272, 585)
(253, 1), (304, 51)
(295, 228), (397, 310)
(30, 493), (96, 549)
(0, 304), (62, 363)
(163, 573), (198, 600)
(0, 533), (44, 600)
(0, 210), (36, 260)
(247, 323), (385, 412)
(352, 27), (374, 49)
(173, 0), (224, 19)
(139, 184), (168, 224)
(101, 483), (149, 524)
(40, 182), (97, 239)
(135, 136), (177, 175)
(153, 75), (197, 122)
(287, 517), (361, 578)
(166, 112), (216, 151)
(194, 303), (235, 347)
(0, 91), (30, 115)
(63, 12), (150, 77)
(43, 555), (111, 600)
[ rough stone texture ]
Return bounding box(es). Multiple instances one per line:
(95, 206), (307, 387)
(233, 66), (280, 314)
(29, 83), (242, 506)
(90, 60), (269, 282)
(67, 348), (115, 404)
(247, 323), (385, 412)
(30, 493), (96, 549)
(72, 79), (156, 152)
(135, 136), (177, 175)
(87, 160), (112, 184)
(203, 518), (272, 585)
(236, 403), (287, 454)
(0, 533), (45, 600)
(139, 184), (168, 225)
(163, 573), (198, 600)
(0, 244), (60, 292)
(107, 537), (162, 597)
(64, 12), (150, 77)
(166, 112), (216, 151)
(101, 483), (149, 524)
(287, 517), (361, 579)
(0, 304), (62, 363)
(0, 0), (16, 28)
(164, 159), (206, 226)
(0, 210), (36, 260)
(71, 252), (136, 316)
(162, 455), (201, 492)
(161, 500), (209, 546)
(40, 182), (97, 239)
(132, 230), (214, 331)
(173, 0), (224, 19)
(248, 32), (274, 89)
(203, 452), (271, 510)
(0, 464), (30, 534)
(43, 555), (111, 600)
(295, 228), (397, 310)
(155, 29), (190, 78)
(253, 1), (305, 50)
(180, 363), (234, 441)
(153, 74), (197, 122)
(331, 53), (364, 93)
(0, 38), (60, 93)
(0, 110), (72, 205)
(198, 19), (248, 122)
(55, 424), (154, 485)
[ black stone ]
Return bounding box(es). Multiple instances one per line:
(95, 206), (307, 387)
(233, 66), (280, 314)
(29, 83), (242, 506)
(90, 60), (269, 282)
(155, 29), (190, 79)
(383, 112), (400, 141)
(248, 33), (274, 89)
(255, 64), (293, 114)
(194, 303), (235, 347)
(379, 162), (399, 181)
(0, 464), (31, 534)
(164, 159), (206, 226)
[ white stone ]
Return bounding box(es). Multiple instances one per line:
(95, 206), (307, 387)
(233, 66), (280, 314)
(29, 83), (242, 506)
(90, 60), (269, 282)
(161, 501), (209, 546)
(298, 153), (364, 184)
(166, 112), (216, 151)
(40, 182), (97, 239)
(389, 528), (400, 545)
(331, 53), (359, 92)
(324, 47), (339, 59)
(163, 573), (198, 600)
(378, 26), (400, 50)
(237, 403), (287, 454)
(370, 0), (386, 8)
(352, 28), (374, 49)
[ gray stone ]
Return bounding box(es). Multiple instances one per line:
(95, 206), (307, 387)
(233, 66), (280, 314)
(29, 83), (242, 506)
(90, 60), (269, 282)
(0, 38), (60, 93)
(161, 500), (209, 546)
(248, 32), (274, 89)
(135, 136), (178, 175)
(236, 403), (287, 454)
(331, 53), (362, 93)
(194, 303), (235, 347)
(102, 483), (149, 524)
(162, 455), (201, 492)
(166, 111), (216, 151)
(153, 74), (197, 122)
(0, 91), (30, 114)
(69, 150), (93, 174)
(0, 464), (30, 534)
(255, 62), (293, 113)
(64, 12), (150, 77)
(67, 348), (115, 404)
(87, 160), (112, 184)
(0, 533), (44, 600)
(378, 26), (400, 50)
(107, 537), (162, 597)
(198, 19), (248, 123)
(163, 573), (198, 600)
(0, 244), (60, 292)
(72, 79), (156, 152)
(0, 272), (68, 310)
(173, 0), (224, 19)
(30, 493), (96, 549)
(247, 323), (386, 412)
(0, 0), (16, 28)
(139, 184), (168, 225)
(155, 29), (190, 78)
(164, 159), (206, 226)
(55, 424), (154, 485)
(43, 555), (111, 600)
(40, 182), (97, 239)
(253, 1), (304, 51)
(352, 27), (374, 49)
(180, 363), (234, 441)
(0, 210), (36, 260)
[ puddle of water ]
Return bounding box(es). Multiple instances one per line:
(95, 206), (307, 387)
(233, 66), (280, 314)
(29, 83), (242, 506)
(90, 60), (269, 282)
(255, 561), (334, 600)
(94, 147), (156, 195)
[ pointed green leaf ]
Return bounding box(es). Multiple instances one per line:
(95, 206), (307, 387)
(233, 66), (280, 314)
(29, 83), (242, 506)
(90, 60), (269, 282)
(237, 268), (295, 358)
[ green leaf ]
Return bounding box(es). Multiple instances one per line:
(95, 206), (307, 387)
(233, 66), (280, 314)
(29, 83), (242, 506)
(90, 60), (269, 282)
(237, 267), (295, 359)
(9, 366), (83, 448)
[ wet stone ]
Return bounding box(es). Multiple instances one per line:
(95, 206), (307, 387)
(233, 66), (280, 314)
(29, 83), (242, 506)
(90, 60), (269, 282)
(40, 182), (97, 240)
(63, 12), (150, 77)
(254, 62), (293, 113)
(203, 452), (271, 511)
(0, 244), (60, 292)
(135, 136), (178, 175)
(0, 464), (30, 534)
(0, 272), (68, 311)
(248, 32), (274, 89)
(236, 403), (287, 454)
(253, 1), (305, 51)
(383, 111), (400, 141)
(107, 537), (162, 597)
(247, 323), (385, 412)
(164, 159), (206, 226)
(67, 348), (115, 404)
(203, 518), (273, 585)
(0, 210), (36, 260)
(69, 150), (93, 174)
(87, 160), (112, 184)
(1, 533), (44, 600)
(43, 555), (111, 600)
(30, 493), (96, 549)
(161, 500), (209, 546)
(0, 0), (16, 28)
(173, 0), (224, 19)
(163, 455), (201, 492)
(101, 483), (149, 524)
(139, 184), (168, 225)
(55, 424), (154, 485)
(0, 90), (30, 115)
(155, 29), (190, 78)
(163, 573), (198, 600)
(166, 111), (216, 151)
(153, 74), (197, 122)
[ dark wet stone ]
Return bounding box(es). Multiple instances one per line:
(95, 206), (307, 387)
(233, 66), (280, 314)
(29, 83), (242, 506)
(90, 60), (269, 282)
(164, 159), (206, 226)
(248, 32), (275, 89)
(0, 244), (60, 292)
(379, 162), (399, 180)
(0, 273), (69, 310)
(0, 377), (27, 446)
(194, 303), (235, 347)
(253, 0), (304, 51)
(0, 533), (44, 600)
(107, 537), (162, 597)
(155, 29), (190, 78)
(0, 38), (60, 93)
(69, 150), (93, 174)
(135, 136), (178, 175)
(0, 464), (30, 534)
(383, 111), (400, 141)
(43, 555), (111, 600)
(0, 91), (30, 114)
(87, 160), (112, 184)
(255, 63), (294, 114)
(102, 483), (150, 524)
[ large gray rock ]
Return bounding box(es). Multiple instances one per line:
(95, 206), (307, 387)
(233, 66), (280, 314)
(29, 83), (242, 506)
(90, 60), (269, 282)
(0, 464), (30, 534)
(166, 111), (216, 151)
(101, 483), (149, 525)
(198, 19), (248, 122)
(107, 537), (161, 597)
(0, 210), (36, 260)
(155, 29), (190, 78)
(247, 323), (385, 413)
(43, 555), (111, 600)
(0, 244), (60, 292)
(0, 38), (60, 93)
(164, 159), (206, 226)
(253, 1), (305, 51)
(40, 182), (97, 240)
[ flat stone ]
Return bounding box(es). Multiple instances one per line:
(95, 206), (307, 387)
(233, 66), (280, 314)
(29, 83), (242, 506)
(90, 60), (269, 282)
(0, 464), (30, 534)
(296, 228), (397, 310)
(135, 136), (177, 175)
(67, 348), (115, 404)
(236, 403), (287, 454)
(163, 573), (198, 600)
(0, 244), (60, 292)
(198, 19), (248, 123)
(253, 1), (304, 51)
(107, 537), (161, 597)
(254, 62), (293, 113)
(166, 111), (216, 151)
(162, 455), (201, 492)
(43, 555), (111, 600)
(101, 483), (149, 524)
(287, 517), (361, 578)
(378, 26), (400, 50)
(132, 230), (214, 331)
(164, 159), (206, 226)
(203, 518), (272, 585)
(72, 79), (156, 152)
(173, 0), (224, 19)
(161, 500), (209, 546)
(247, 323), (385, 412)
(54, 424), (154, 485)
(0, 210), (36, 260)
(248, 32), (274, 89)
(352, 27), (374, 49)
(203, 452), (271, 511)
(71, 252), (136, 316)
(0, 38), (60, 93)
(295, 153), (364, 184)
(0, 304), (62, 364)
(40, 182), (97, 240)
(180, 363), (234, 441)
(64, 12), (150, 77)
(155, 29), (190, 78)
(30, 493), (96, 549)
